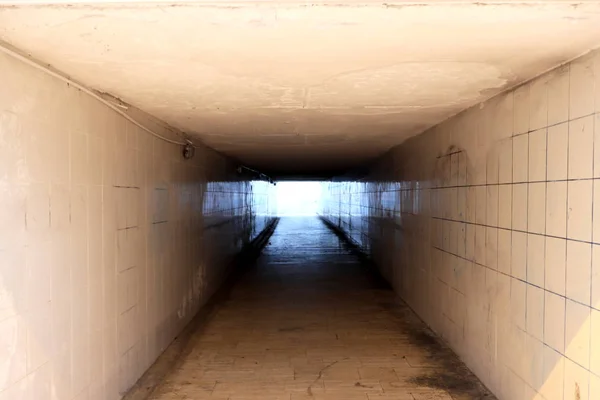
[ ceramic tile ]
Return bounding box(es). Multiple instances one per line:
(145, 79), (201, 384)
(511, 231), (527, 280)
(512, 134), (529, 183)
(544, 292), (566, 353)
(526, 285), (544, 341)
(546, 181), (567, 237)
(547, 66), (570, 126)
(528, 128), (547, 182)
(512, 183), (528, 232)
(567, 179), (593, 242)
(563, 357), (589, 400)
(591, 308), (600, 376)
(569, 54), (596, 119)
(566, 240), (592, 306)
(514, 84), (530, 136)
(568, 116), (594, 179)
(594, 245), (600, 310)
(565, 300), (591, 369)
(547, 122), (569, 181)
(527, 234), (545, 288)
(528, 182), (546, 235)
(545, 237), (567, 296)
(529, 76), (548, 131)
(541, 345), (564, 400)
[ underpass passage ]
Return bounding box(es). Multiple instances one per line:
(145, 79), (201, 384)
(3, 3), (600, 400)
(147, 217), (494, 400)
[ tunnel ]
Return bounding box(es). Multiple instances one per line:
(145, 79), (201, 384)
(1, 1), (600, 400)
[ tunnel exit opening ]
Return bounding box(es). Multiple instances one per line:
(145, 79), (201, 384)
(275, 181), (324, 216)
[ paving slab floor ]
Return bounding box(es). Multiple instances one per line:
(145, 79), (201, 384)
(146, 217), (495, 400)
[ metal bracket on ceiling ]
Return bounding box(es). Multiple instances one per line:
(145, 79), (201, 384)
(237, 165), (276, 185)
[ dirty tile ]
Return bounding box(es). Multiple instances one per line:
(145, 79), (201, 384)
(563, 357), (589, 400)
(547, 66), (570, 126)
(514, 84), (530, 136)
(529, 76), (548, 131)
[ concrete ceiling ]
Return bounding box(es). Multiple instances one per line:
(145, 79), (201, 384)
(2, 1), (600, 176)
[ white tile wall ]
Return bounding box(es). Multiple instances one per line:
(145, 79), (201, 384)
(0, 52), (274, 399)
(323, 49), (600, 400)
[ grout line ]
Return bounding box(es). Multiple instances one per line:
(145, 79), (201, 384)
(563, 66), (571, 389)
(509, 132), (515, 307)
(511, 111), (596, 138)
(525, 111), (530, 335)
(590, 92), (597, 386)
(543, 88), (549, 374)
(429, 215), (599, 247)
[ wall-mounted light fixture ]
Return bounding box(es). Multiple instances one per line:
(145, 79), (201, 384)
(182, 142), (195, 160)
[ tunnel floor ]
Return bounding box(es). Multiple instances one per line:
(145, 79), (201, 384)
(146, 217), (494, 400)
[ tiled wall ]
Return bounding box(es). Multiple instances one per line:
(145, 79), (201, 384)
(0, 52), (274, 400)
(322, 50), (600, 400)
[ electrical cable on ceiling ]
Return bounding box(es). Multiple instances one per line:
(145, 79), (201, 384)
(0, 41), (189, 147)
(0, 41), (276, 182)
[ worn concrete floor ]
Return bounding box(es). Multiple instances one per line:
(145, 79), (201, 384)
(146, 217), (494, 400)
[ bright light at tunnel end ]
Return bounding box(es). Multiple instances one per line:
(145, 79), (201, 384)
(275, 181), (323, 216)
